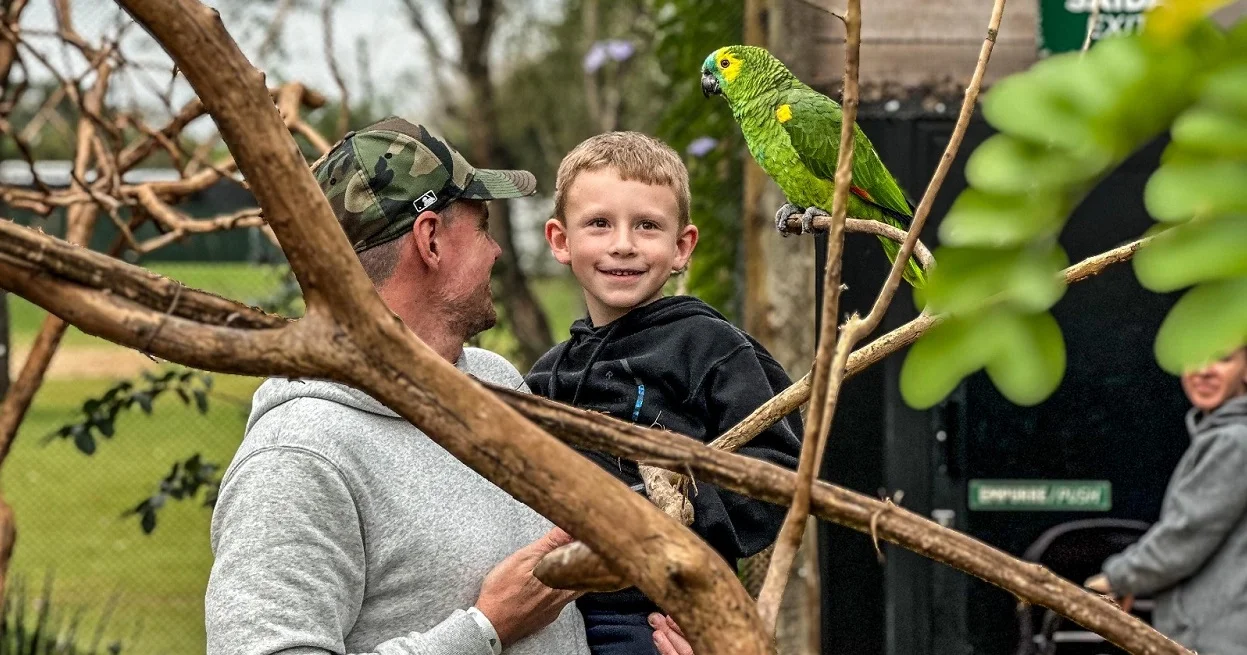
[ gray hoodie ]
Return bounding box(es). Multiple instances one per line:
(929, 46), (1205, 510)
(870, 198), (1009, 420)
(1104, 394), (1247, 655)
(204, 347), (590, 655)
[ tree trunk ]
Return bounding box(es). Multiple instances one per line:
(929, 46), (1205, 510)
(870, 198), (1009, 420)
(740, 0), (823, 652)
(0, 293), (8, 401)
(457, 0), (554, 370)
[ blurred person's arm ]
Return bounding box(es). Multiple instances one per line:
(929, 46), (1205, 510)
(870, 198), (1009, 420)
(1103, 429), (1247, 596)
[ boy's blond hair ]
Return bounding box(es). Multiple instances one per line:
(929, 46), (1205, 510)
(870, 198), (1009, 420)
(554, 131), (691, 226)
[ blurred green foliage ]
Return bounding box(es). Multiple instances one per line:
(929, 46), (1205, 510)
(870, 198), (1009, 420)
(651, 0), (745, 319)
(902, 10), (1247, 409)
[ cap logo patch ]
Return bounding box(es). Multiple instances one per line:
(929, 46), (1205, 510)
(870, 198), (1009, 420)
(413, 190), (438, 213)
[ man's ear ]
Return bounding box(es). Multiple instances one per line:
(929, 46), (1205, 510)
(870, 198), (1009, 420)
(673, 223), (699, 272)
(413, 210), (442, 270)
(544, 218), (572, 266)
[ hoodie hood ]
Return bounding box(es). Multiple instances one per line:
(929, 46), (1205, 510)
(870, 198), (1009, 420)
(1188, 393), (1247, 437)
(245, 352), (479, 433)
(568, 295), (728, 338)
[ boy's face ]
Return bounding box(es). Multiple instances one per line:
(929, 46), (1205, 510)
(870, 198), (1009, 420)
(1181, 347), (1247, 412)
(546, 167), (697, 326)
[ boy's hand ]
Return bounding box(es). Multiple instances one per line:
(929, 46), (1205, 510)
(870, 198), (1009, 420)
(476, 528), (584, 647)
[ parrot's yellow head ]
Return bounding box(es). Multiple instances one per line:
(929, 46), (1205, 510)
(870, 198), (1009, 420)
(701, 45), (787, 105)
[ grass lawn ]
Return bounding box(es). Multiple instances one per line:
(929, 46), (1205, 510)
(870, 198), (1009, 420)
(3, 262), (587, 653)
(5, 373), (263, 654)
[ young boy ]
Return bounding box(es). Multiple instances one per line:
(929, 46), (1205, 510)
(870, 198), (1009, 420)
(526, 131), (804, 655)
(1086, 344), (1247, 654)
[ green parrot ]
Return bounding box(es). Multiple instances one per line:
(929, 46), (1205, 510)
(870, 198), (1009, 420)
(700, 45), (926, 288)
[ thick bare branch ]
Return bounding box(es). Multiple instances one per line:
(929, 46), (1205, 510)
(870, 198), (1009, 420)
(110, 2), (771, 651)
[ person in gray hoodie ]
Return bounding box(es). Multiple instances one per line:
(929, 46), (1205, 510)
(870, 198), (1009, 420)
(1086, 344), (1247, 655)
(204, 117), (591, 655)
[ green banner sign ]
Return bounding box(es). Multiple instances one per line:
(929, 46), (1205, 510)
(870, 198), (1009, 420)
(969, 479), (1112, 511)
(1038, 0), (1160, 57)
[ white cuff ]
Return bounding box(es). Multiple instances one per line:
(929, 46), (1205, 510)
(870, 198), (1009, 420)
(466, 606), (502, 655)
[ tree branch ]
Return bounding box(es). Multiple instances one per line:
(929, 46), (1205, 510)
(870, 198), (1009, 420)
(108, 2), (772, 652)
(0, 217), (1176, 654)
(755, 0), (861, 631)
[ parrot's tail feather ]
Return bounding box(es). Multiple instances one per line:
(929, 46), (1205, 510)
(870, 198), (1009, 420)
(876, 232), (927, 289)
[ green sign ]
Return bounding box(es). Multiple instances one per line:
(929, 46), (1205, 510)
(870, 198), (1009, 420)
(969, 479), (1112, 511)
(1038, 0), (1159, 57)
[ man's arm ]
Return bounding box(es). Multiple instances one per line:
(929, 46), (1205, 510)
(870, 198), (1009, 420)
(205, 446), (500, 655)
(1103, 428), (1247, 597)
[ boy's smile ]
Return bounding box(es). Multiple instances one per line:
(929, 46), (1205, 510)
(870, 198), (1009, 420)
(546, 167), (698, 326)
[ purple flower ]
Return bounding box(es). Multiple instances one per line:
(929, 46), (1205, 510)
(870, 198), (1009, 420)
(686, 136), (718, 158)
(604, 40), (635, 62)
(583, 43), (608, 73)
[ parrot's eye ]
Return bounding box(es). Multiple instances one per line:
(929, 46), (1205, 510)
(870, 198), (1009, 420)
(719, 58), (730, 69)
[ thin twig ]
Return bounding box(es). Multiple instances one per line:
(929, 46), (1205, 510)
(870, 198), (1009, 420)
(321, 0), (350, 138)
(755, 0), (862, 633)
(1081, 0), (1102, 55)
(787, 216), (936, 270)
(704, 232), (1159, 456)
(792, 0), (845, 23)
(853, 0), (1007, 339)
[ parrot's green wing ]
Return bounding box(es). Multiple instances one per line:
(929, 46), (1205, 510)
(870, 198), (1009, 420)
(776, 86), (927, 288)
(777, 88), (915, 221)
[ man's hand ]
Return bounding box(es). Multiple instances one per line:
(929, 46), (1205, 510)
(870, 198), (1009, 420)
(650, 613), (693, 655)
(475, 528), (584, 647)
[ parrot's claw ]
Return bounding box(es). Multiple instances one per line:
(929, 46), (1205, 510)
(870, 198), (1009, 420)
(801, 206), (830, 234)
(774, 203), (803, 237)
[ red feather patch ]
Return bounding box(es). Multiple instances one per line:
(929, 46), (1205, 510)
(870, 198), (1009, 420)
(850, 186), (874, 202)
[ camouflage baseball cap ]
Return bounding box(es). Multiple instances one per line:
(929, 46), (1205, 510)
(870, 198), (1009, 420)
(310, 116), (537, 253)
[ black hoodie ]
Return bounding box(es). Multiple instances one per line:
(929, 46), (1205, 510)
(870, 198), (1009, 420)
(526, 295), (803, 613)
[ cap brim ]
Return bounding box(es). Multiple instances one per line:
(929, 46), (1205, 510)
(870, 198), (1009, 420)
(461, 168), (538, 200)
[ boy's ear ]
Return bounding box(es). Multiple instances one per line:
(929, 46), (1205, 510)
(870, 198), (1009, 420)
(545, 218), (572, 266)
(673, 223), (699, 271)
(413, 210), (442, 270)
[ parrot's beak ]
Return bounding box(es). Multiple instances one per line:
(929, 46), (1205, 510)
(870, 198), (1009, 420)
(701, 71), (721, 98)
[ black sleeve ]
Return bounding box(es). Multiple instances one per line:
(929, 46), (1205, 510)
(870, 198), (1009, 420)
(687, 343), (803, 560)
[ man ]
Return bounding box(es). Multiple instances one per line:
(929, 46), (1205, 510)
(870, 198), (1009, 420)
(1086, 345), (1247, 655)
(204, 116), (590, 655)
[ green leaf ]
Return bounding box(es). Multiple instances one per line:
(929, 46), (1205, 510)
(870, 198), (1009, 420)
(133, 392), (153, 415)
(983, 311), (1067, 406)
(1154, 276), (1247, 375)
(1198, 63), (1247, 117)
(920, 245), (1068, 316)
(981, 64), (1109, 156)
(72, 426), (95, 455)
(965, 134), (1110, 195)
(1145, 161), (1247, 222)
(938, 189), (1068, 248)
(141, 510), (156, 535)
(96, 417), (115, 438)
(900, 311), (1017, 409)
(1171, 107), (1247, 159)
(1134, 216), (1247, 292)
(193, 389), (209, 414)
